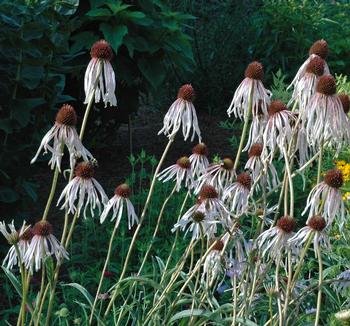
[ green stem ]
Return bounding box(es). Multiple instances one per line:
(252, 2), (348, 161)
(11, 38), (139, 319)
(275, 256), (283, 326)
(104, 136), (175, 318)
(314, 246), (323, 326)
(15, 245), (26, 326)
(89, 219), (120, 324)
(316, 138), (324, 185)
(233, 84), (254, 170)
(282, 250), (292, 324)
(232, 275), (237, 326)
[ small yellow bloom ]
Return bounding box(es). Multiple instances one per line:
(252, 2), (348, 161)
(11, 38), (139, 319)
(334, 234), (341, 240)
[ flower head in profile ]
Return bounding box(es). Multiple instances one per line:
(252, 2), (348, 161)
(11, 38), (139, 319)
(339, 93), (350, 139)
(172, 209), (218, 240)
(203, 240), (225, 283)
(195, 157), (236, 195)
(158, 84), (201, 142)
(84, 40), (117, 107)
(189, 143), (209, 177)
(31, 104), (93, 172)
(223, 172), (251, 216)
(263, 100), (296, 161)
(57, 162), (108, 218)
(289, 56), (326, 112)
(0, 221), (31, 270)
(305, 75), (349, 151)
(100, 183), (138, 229)
(24, 221), (68, 272)
(302, 169), (345, 228)
(257, 215), (296, 260)
(288, 39), (330, 91)
(157, 156), (193, 191)
(227, 61), (271, 120)
(245, 143), (279, 191)
(289, 215), (330, 258)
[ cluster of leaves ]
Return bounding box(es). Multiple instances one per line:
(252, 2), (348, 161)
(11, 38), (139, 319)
(0, 0), (195, 215)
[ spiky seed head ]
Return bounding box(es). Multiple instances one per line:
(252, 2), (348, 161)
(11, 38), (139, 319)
(223, 157), (234, 170)
(20, 227), (34, 242)
(305, 56), (325, 76)
(75, 162), (94, 179)
(177, 84), (195, 102)
(33, 221), (53, 237)
(192, 211), (205, 222)
(200, 185), (218, 199)
(115, 183), (131, 198)
(176, 156), (191, 169)
(56, 104), (77, 126)
(339, 93), (350, 114)
(245, 61), (264, 81)
(324, 168), (343, 188)
(268, 100), (287, 116)
(277, 215), (296, 233)
(237, 172), (251, 190)
(248, 143), (263, 158)
(308, 215), (326, 231)
(211, 239), (224, 251)
(90, 40), (113, 61)
(309, 39), (329, 59)
(192, 143), (209, 156)
(316, 75), (336, 96)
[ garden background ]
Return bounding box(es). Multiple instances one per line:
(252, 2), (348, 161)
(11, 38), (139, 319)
(1, 0), (350, 323)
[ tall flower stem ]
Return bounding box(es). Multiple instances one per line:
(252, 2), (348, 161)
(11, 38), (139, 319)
(104, 136), (175, 317)
(316, 138), (324, 185)
(89, 218), (120, 324)
(282, 250), (293, 324)
(14, 245), (26, 326)
(314, 246), (323, 325)
(137, 184), (177, 275)
(231, 274), (237, 326)
(275, 256), (283, 326)
(42, 166), (60, 221)
(233, 85), (253, 170)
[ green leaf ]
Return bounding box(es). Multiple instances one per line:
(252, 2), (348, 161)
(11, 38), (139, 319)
(138, 57), (166, 89)
(61, 283), (93, 306)
(100, 23), (128, 53)
(86, 8), (112, 17)
(0, 186), (19, 203)
(1, 267), (22, 297)
(20, 180), (38, 202)
(105, 1), (131, 14)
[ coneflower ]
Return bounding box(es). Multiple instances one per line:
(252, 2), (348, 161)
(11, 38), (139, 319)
(263, 100), (296, 161)
(305, 75), (349, 151)
(302, 169), (345, 228)
(257, 215), (296, 260)
(203, 240), (225, 283)
(31, 104), (93, 171)
(57, 162), (108, 218)
(245, 143), (279, 190)
(227, 61), (271, 120)
(84, 40), (117, 107)
(100, 183), (138, 229)
(158, 84), (201, 142)
(195, 157), (236, 194)
(289, 215), (330, 258)
(189, 143), (209, 177)
(223, 172), (251, 216)
(157, 156), (194, 191)
(288, 39), (330, 91)
(24, 221), (68, 272)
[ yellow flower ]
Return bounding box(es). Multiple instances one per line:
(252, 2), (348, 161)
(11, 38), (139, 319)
(334, 234), (341, 240)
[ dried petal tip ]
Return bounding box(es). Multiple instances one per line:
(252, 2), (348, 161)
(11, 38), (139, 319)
(115, 183), (131, 198)
(33, 221), (53, 237)
(324, 168), (343, 188)
(20, 227), (34, 242)
(305, 57), (325, 76)
(177, 84), (195, 102)
(268, 100), (287, 116)
(90, 40), (113, 61)
(177, 156), (191, 169)
(308, 215), (326, 231)
(339, 93), (350, 114)
(237, 172), (251, 190)
(245, 61), (264, 80)
(56, 104), (77, 126)
(316, 75), (336, 95)
(277, 215), (296, 233)
(200, 184), (218, 199)
(309, 39), (328, 59)
(192, 211), (205, 222)
(223, 157), (234, 170)
(248, 143), (263, 158)
(192, 143), (209, 156)
(75, 162), (94, 179)
(211, 239), (224, 251)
